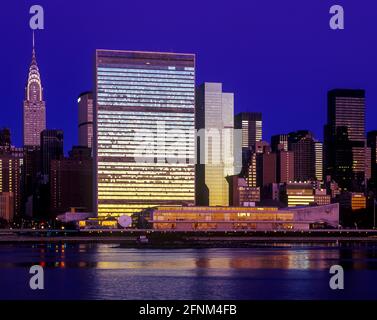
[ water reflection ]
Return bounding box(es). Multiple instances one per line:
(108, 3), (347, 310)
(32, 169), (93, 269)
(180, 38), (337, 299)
(1, 242), (377, 299)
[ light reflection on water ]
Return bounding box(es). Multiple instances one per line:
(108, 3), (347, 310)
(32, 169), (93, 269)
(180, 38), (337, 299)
(0, 242), (377, 299)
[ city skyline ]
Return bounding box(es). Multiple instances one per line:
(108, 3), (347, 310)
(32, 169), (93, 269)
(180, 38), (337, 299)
(1, 0), (377, 153)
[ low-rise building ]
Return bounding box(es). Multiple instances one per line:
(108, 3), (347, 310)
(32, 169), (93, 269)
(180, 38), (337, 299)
(140, 203), (339, 231)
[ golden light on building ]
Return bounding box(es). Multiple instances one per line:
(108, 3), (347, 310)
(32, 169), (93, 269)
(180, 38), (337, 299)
(94, 50), (196, 217)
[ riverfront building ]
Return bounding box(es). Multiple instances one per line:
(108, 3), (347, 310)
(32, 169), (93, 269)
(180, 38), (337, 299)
(140, 203), (339, 231)
(94, 50), (196, 217)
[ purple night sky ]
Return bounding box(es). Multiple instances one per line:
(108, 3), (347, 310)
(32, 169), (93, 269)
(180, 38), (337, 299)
(1, 0), (376, 152)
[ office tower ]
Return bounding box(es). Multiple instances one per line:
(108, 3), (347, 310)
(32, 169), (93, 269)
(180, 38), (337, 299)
(314, 141), (323, 181)
(23, 34), (46, 147)
(196, 82), (235, 206)
(0, 154), (23, 220)
(95, 50), (196, 217)
(324, 89), (367, 190)
(256, 151), (276, 187)
(271, 134), (288, 152)
(277, 150), (294, 183)
(50, 146), (93, 215)
(288, 130), (316, 181)
(40, 129), (64, 177)
(78, 92), (94, 148)
(235, 112), (262, 149)
(367, 131), (377, 182)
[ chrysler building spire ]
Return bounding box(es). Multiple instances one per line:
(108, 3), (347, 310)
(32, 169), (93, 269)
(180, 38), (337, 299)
(23, 32), (46, 146)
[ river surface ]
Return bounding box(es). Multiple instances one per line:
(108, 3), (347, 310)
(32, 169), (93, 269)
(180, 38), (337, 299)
(0, 242), (376, 300)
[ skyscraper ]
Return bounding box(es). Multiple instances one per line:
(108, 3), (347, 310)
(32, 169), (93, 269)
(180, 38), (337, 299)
(40, 129), (64, 177)
(288, 130), (316, 181)
(235, 112), (262, 149)
(196, 82), (235, 206)
(78, 92), (94, 149)
(324, 89), (367, 190)
(23, 34), (46, 147)
(95, 50), (196, 217)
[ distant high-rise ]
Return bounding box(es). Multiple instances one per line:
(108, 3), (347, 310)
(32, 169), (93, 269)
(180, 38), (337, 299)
(277, 150), (294, 183)
(368, 131), (377, 182)
(324, 89), (367, 190)
(235, 112), (262, 149)
(95, 50), (196, 217)
(78, 92), (93, 148)
(0, 129), (11, 152)
(314, 141), (323, 182)
(40, 129), (64, 177)
(196, 83), (235, 206)
(50, 146), (93, 215)
(23, 34), (46, 147)
(271, 134), (288, 152)
(256, 151), (276, 187)
(288, 130), (316, 181)
(0, 154), (23, 220)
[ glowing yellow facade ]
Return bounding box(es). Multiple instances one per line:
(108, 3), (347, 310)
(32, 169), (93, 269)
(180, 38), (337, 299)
(95, 50), (196, 217)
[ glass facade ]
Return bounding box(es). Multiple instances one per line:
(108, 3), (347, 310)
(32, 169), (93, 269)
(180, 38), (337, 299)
(196, 83), (235, 206)
(95, 50), (196, 217)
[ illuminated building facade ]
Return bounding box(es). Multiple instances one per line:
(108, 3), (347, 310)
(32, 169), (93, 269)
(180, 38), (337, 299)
(78, 92), (94, 149)
(0, 154), (23, 219)
(324, 89), (367, 190)
(95, 50), (196, 217)
(315, 141), (323, 181)
(141, 203), (339, 231)
(23, 35), (46, 147)
(339, 192), (367, 211)
(196, 82), (235, 206)
(235, 112), (262, 149)
(280, 182), (315, 207)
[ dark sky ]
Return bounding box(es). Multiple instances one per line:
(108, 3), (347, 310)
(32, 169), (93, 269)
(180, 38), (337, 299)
(1, 0), (376, 153)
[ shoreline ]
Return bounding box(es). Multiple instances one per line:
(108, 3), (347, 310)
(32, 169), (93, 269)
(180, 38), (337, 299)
(1, 229), (377, 247)
(1, 235), (377, 247)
